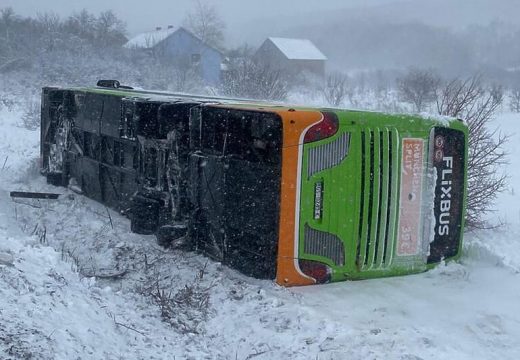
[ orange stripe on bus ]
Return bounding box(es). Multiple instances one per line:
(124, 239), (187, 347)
(274, 109), (323, 286)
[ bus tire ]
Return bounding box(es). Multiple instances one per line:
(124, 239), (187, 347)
(46, 172), (67, 187)
(156, 224), (188, 248)
(130, 195), (160, 235)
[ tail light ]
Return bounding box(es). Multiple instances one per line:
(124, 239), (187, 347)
(298, 259), (332, 284)
(304, 112), (339, 143)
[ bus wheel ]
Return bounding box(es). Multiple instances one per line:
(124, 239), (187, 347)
(156, 224), (188, 248)
(130, 194), (159, 234)
(46, 172), (68, 187)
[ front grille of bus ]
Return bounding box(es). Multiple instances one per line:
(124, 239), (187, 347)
(356, 128), (399, 270)
(307, 132), (350, 178)
(304, 223), (345, 266)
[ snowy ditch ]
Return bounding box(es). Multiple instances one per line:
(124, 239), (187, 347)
(1, 106), (520, 359)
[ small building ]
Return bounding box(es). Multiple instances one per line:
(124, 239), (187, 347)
(254, 37), (327, 78)
(124, 26), (223, 86)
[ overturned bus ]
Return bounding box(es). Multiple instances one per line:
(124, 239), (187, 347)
(40, 81), (468, 286)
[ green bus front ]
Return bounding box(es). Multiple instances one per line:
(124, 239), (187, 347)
(297, 111), (468, 283)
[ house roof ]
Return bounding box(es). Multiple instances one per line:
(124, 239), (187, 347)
(123, 26), (224, 56)
(124, 27), (178, 49)
(267, 37), (327, 61)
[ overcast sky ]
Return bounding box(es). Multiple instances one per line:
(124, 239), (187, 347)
(3, 0), (518, 48)
(1, 0), (398, 43)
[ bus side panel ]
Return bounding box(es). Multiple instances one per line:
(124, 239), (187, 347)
(77, 157), (103, 203)
(75, 93), (102, 134)
(224, 158), (280, 279)
(100, 164), (122, 209)
(100, 95), (122, 138)
(40, 88), (53, 171)
(40, 88), (66, 174)
(41, 88), (139, 214)
(188, 153), (226, 260)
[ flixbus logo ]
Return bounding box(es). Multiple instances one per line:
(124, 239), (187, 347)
(429, 127), (465, 264)
(438, 156), (453, 236)
(434, 134), (453, 236)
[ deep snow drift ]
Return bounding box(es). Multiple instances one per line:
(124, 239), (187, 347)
(1, 105), (519, 360)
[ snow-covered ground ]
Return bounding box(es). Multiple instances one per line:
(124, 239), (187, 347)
(1, 105), (519, 360)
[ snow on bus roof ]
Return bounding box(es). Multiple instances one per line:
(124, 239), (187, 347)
(419, 112), (456, 125)
(268, 37), (327, 61)
(124, 27), (178, 49)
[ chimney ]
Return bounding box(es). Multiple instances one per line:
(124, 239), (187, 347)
(156, 26), (162, 31)
(168, 25), (174, 29)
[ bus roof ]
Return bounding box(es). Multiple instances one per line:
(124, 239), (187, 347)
(48, 84), (460, 126)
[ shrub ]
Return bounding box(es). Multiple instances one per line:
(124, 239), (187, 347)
(436, 75), (508, 229)
(397, 68), (441, 112)
(322, 72), (350, 107)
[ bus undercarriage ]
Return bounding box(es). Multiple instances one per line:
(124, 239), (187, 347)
(41, 87), (283, 280)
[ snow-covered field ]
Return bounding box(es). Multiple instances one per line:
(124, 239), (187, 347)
(1, 105), (519, 360)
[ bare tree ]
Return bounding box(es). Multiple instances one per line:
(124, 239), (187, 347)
(0, 7), (17, 60)
(184, 0), (225, 49)
(222, 56), (287, 101)
(397, 68), (441, 112)
(437, 75), (508, 229)
(134, 55), (203, 93)
(322, 72), (349, 107)
(65, 9), (96, 39)
(94, 10), (127, 47)
(36, 12), (61, 52)
(509, 87), (520, 113)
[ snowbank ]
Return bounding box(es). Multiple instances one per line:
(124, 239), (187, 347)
(1, 104), (519, 359)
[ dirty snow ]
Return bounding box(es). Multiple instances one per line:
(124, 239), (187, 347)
(1, 105), (520, 360)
